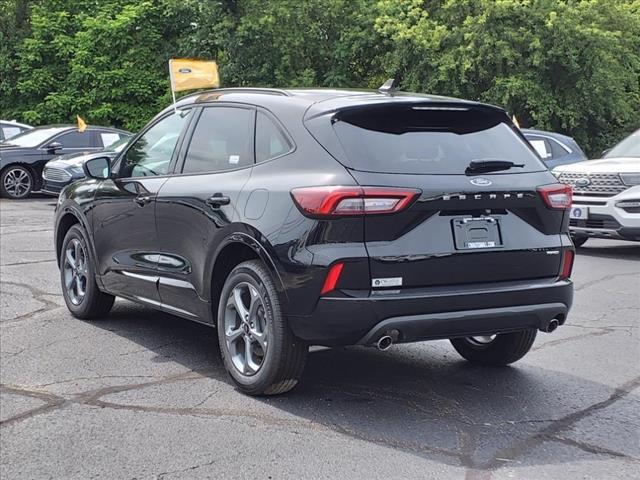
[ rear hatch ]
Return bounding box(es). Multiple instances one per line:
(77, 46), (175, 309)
(306, 101), (568, 288)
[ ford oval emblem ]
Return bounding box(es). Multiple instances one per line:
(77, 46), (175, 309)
(178, 68), (192, 74)
(574, 177), (591, 187)
(470, 177), (492, 187)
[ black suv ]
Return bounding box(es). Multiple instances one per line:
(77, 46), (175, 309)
(54, 88), (574, 395)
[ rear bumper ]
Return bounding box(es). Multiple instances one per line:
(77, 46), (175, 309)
(288, 278), (573, 346)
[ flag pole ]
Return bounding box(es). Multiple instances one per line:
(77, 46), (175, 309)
(171, 88), (178, 114)
(169, 59), (177, 114)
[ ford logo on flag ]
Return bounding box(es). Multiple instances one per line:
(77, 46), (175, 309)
(470, 177), (492, 186)
(178, 68), (192, 74)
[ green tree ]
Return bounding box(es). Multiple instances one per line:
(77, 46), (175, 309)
(1, 0), (637, 155)
(1, 0), (196, 130)
(374, 0), (640, 155)
(188, 0), (385, 88)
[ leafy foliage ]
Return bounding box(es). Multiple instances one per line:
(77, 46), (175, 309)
(1, 0), (638, 155)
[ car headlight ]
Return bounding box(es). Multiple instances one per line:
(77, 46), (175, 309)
(620, 173), (640, 186)
(68, 165), (85, 176)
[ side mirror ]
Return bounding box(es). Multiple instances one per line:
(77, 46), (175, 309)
(601, 148), (611, 157)
(83, 156), (111, 180)
(47, 141), (62, 153)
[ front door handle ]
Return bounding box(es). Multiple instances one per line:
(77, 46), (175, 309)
(134, 195), (153, 207)
(206, 195), (231, 207)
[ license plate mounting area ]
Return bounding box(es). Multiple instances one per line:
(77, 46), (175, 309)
(452, 217), (503, 250)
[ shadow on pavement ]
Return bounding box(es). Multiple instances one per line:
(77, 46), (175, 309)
(574, 240), (640, 260)
(86, 301), (639, 472)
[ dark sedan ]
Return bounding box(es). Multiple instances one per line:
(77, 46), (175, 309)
(0, 125), (129, 199)
(42, 136), (131, 195)
(522, 128), (587, 169)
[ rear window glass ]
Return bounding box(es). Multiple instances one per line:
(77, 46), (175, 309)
(331, 105), (544, 174)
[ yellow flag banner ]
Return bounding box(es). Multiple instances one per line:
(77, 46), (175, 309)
(77, 115), (87, 132)
(169, 59), (219, 92)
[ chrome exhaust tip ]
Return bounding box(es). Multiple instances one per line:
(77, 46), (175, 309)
(376, 335), (393, 351)
(543, 319), (559, 333)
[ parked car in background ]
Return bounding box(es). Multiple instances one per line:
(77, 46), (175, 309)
(0, 120), (32, 142)
(554, 129), (640, 246)
(42, 135), (132, 195)
(0, 125), (129, 199)
(54, 87), (574, 395)
(522, 129), (587, 169)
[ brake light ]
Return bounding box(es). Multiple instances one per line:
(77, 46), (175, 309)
(321, 262), (344, 294)
(538, 183), (572, 209)
(560, 249), (574, 279)
(291, 186), (420, 218)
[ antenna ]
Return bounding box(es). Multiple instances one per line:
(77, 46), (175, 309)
(378, 78), (399, 95)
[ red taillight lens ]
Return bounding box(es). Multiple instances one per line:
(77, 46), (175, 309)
(560, 250), (574, 279)
(538, 183), (572, 209)
(291, 186), (420, 218)
(321, 262), (344, 294)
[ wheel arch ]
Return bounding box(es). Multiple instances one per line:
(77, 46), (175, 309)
(55, 205), (92, 267)
(207, 231), (287, 321)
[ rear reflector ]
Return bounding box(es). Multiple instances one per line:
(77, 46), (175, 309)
(538, 183), (572, 209)
(291, 186), (420, 218)
(321, 262), (344, 294)
(560, 250), (574, 279)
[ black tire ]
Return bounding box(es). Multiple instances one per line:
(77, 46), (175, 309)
(217, 260), (308, 395)
(450, 329), (537, 366)
(60, 225), (115, 319)
(1, 165), (33, 199)
(571, 234), (588, 248)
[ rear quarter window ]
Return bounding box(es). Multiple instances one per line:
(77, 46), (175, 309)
(313, 104), (545, 175)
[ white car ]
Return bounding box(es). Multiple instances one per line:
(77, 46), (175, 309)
(0, 120), (32, 142)
(553, 129), (640, 246)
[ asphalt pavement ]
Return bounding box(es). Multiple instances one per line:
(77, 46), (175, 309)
(1, 197), (638, 479)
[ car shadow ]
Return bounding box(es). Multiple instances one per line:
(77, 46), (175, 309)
(575, 239), (640, 260)
(85, 301), (637, 472)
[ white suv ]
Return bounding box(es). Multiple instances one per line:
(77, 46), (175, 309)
(553, 129), (640, 246)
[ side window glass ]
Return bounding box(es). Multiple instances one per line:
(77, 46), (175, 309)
(182, 107), (254, 174)
(256, 111), (292, 162)
(3, 126), (21, 139)
(120, 110), (191, 178)
(98, 131), (121, 148)
(528, 137), (552, 160)
(550, 139), (568, 158)
(55, 131), (93, 148)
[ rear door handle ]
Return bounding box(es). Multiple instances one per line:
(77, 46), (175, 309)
(206, 195), (231, 207)
(134, 195), (153, 207)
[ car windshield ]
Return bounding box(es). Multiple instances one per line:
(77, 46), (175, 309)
(1, 127), (67, 148)
(604, 130), (640, 158)
(330, 104), (544, 174)
(105, 136), (130, 152)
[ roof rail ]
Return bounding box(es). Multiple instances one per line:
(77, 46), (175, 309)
(181, 87), (291, 103)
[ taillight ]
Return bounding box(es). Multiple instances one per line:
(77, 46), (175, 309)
(538, 183), (572, 209)
(291, 186), (420, 218)
(321, 262), (344, 294)
(560, 249), (574, 279)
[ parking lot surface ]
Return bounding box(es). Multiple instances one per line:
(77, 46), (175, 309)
(1, 197), (638, 479)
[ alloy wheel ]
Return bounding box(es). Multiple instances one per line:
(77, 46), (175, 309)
(467, 335), (497, 346)
(224, 282), (268, 375)
(3, 168), (32, 198)
(63, 238), (88, 305)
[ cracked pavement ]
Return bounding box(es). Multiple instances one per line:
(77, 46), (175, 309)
(1, 197), (639, 479)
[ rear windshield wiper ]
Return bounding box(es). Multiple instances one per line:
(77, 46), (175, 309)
(466, 159), (525, 174)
